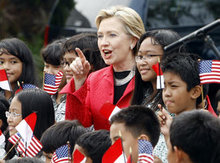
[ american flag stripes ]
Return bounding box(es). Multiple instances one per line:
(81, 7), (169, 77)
(199, 60), (220, 84)
(138, 139), (154, 163)
(43, 71), (63, 95)
(8, 132), (42, 157)
(51, 144), (70, 163)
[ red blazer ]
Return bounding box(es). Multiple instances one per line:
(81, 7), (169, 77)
(60, 65), (135, 130)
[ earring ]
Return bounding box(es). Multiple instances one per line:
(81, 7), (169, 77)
(130, 45), (133, 50)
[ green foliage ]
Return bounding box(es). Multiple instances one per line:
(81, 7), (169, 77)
(18, 34), (44, 84)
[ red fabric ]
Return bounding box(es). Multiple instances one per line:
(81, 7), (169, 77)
(206, 95), (217, 117)
(64, 65), (135, 130)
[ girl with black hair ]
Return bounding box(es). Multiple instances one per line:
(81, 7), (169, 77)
(0, 38), (37, 102)
(131, 29), (183, 163)
(4, 89), (55, 160)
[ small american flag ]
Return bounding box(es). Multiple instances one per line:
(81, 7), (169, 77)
(51, 144), (70, 163)
(8, 132), (42, 157)
(43, 71), (63, 95)
(15, 83), (38, 94)
(199, 60), (220, 84)
(138, 139), (154, 163)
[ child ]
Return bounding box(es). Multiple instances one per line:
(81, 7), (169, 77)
(158, 53), (202, 140)
(162, 53), (201, 115)
(110, 105), (160, 163)
(74, 130), (111, 163)
(0, 38), (37, 102)
(41, 39), (66, 122)
(4, 89), (55, 160)
(168, 110), (220, 163)
(40, 120), (87, 163)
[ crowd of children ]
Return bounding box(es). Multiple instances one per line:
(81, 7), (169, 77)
(0, 5), (220, 163)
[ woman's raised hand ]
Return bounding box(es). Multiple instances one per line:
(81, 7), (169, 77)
(70, 48), (91, 90)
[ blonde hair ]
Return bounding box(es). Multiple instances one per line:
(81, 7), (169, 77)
(95, 6), (145, 39)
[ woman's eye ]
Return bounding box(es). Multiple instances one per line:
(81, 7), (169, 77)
(10, 60), (17, 64)
(97, 34), (103, 38)
(110, 33), (116, 37)
(0, 61), (4, 65)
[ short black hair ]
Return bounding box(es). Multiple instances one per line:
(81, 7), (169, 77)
(170, 110), (220, 163)
(41, 38), (66, 66)
(76, 130), (111, 163)
(41, 120), (87, 154)
(110, 105), (160, 147)
(161, 53), (200, 92)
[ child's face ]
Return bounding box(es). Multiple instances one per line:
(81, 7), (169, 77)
(7, 96), (22, 136)
(0, 53), (22, 86)
(136, 37), (163, 82)
(110, 122), (139, 163)
(162, 71), (196, 115)
(63, 51), (77, 83)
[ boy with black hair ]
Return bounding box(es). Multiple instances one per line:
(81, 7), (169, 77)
(110, 105), (160, 163)
(158, 53), (202, 141)
(74, 130), (111, 163)
(161, 52), (202, 115)
(168, 110), (220, 163)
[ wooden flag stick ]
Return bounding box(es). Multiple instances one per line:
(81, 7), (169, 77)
(67, 141), (71, 163)
(129, 147), (132, 163)
(3, 137), (21, 160)
(118, 130), (127, 163)
(201, 84), (205, 109)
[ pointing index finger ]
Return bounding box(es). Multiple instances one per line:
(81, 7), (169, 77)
(75, 48), (86, 64)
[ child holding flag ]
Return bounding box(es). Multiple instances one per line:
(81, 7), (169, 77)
(3, 89), (55, 160)
(109, 105), (160, 163)
(41, 39), (66, 122)
(0, 38), (37, 102)
(158, 53), (202, 142)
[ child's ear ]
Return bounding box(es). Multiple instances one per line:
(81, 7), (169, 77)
(174, 146), (192, 163)
(190, 85), (202, 100)
(138, 134), (150, 141)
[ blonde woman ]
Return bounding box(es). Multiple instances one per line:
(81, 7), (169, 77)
(65, 6), (145, 130)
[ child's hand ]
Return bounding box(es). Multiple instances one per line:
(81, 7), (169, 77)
(157, 104), (173, 141)
(70, 48), (91, 90)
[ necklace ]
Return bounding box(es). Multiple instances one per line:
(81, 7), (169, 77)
(114, 69), (135, 86)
